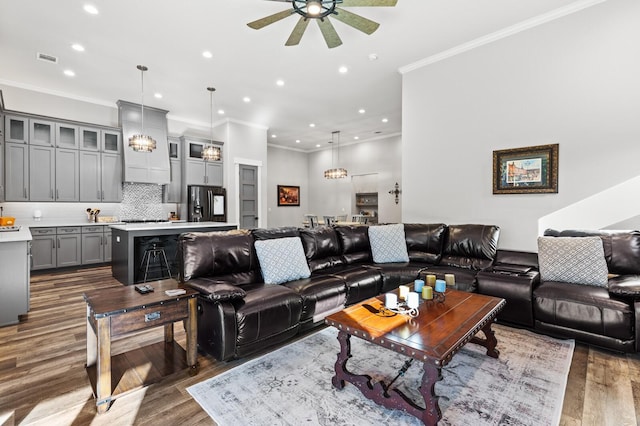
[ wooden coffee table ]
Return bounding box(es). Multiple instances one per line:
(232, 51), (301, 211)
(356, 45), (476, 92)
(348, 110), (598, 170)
(325, 288), (505, 425)
(83, 279), (199, 413)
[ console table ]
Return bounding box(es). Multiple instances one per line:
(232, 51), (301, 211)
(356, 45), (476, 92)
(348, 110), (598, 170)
(83, 279), (198, 413)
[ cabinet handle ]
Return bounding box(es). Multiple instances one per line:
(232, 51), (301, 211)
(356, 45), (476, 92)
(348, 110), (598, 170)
(52, 239), (55, 249)
(56, 189), (59, 199)
(101, 190), (104, 200)
(57, 238), (60, 249)
(24, 188), (27, 198)
(50, 189), (53, 199)
(97, 190), (100, 199)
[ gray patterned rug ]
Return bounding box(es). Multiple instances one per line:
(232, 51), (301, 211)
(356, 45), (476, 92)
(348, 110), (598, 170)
(188, 324), (574, 426)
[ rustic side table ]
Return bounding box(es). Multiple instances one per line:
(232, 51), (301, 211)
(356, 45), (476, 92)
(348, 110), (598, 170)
(83, 279), (198, 413)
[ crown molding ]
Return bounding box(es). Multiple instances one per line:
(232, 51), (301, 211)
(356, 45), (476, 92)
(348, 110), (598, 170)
(0, 78), (116, 107)
(398, 0), (607, 74)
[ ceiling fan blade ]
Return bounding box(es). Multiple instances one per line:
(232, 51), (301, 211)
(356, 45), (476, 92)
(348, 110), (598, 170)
(317, 18), (343, 49)
(341, 0), (398, 6)
(247, 9), (293, 30)
(285, 17), (311, 46)
(332, 8), (379, 34)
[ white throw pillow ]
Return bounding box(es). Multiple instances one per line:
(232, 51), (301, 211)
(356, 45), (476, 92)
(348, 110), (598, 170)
(254, 237), (311, 284)
(368, 224), (410, 263)
(537, 236), (608, 287)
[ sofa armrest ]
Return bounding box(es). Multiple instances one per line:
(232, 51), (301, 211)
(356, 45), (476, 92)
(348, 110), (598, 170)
(608, 275), (640, 298)
(184, 277), (247, 302)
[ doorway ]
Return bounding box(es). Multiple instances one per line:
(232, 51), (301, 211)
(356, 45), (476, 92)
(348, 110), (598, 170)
(239, 164), (258, 229)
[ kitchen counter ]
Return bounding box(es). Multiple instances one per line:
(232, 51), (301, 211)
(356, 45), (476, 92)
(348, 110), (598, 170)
(0, 226), (32, 326)
(111, 222), (237, 285)
(0, 226), (33, 243)
(20, 219), (121, 228)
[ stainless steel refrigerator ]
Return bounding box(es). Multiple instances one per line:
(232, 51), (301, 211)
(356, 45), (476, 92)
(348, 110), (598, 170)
(187, 185), (227, 222)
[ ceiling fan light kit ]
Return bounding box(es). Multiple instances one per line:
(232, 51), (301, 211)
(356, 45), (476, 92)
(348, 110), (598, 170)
(248, 0), (398, 49)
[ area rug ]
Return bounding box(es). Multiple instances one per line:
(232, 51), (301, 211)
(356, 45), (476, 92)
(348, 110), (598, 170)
(188, 324), (574, 426)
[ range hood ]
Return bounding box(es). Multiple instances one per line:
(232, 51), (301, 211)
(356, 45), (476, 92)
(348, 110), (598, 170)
(117, 100), (170, 185)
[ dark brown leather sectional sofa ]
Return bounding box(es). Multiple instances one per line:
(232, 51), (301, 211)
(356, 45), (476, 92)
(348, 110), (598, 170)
(178, 223), (500, 361)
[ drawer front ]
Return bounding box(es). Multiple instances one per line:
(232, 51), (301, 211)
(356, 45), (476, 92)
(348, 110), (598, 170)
(82, 226), (103, 234)
(57, 226), (81, 234)
(110, 300), (189, 337)
(30, 227), (56, 235)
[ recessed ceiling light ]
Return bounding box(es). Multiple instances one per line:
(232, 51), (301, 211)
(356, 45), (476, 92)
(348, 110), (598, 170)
(243, 96), (251, 103)
(276, 79), (285, 86)
(358, 109), (366, 114)
(382, 118), (388, 123)
(338, 66), (348, 74)
(154, 93), (163, 99)
(309, 123), (315, 128)
(202, 51), (213, 59)
(63, 69), (75, 77)
(217, 109), (225, 115)
(295, 140), (301, 144)
(316, 144), (321, 148)
(83, 4), (99, 14)
(71, 43), (85, 52)
(271, 134), (277, 138)
(354, 136), (359, 140)
(368, 53), (378, 61)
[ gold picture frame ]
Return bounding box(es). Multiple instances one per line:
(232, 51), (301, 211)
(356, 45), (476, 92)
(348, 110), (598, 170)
(492, 144), (559, 194)
(277, 185), (300, 206)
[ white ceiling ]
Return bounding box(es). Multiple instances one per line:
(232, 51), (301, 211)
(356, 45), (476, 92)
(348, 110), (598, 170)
(0, 0), (584, 151)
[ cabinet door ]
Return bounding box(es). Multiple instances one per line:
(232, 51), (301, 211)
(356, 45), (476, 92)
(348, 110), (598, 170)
(56, 148), (79, 201)
(205, 162), (223, 186)
(103, 231), (112, 262)
(101, 153), (122, 202)
(5, 115), (28, 144)
(57, 234), (81, 267)
(79, 127), (100, 151)
(29, 145), (55, 201)
(5, 143), (29, 201)
(102, 130), (122, 154)
(168, 137), (181, 160)
(184, 160), (206, 185)
(31, 235), (57, 270)
(81, 233), (104, 264)
(79, 150), (101, 202)
(165, 159), (181, 203)
(56, 123), (79, 148)
(0, 116), (4, 202)
(29, 119), (55, 147)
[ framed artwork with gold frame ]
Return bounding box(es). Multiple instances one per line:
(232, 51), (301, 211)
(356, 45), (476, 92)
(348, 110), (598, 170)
(277, 185), (300, 206)
(492, 144), (559, 194)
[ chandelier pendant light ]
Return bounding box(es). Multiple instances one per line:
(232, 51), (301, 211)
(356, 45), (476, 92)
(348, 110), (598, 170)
(128, 65), (157, 152)
(324, 130), (347, 179)
(202, 87), (221, 162)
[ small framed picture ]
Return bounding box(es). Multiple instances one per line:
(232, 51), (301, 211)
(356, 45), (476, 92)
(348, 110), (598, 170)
(277, 185), (300, 206)
(492, 144), (559, 194)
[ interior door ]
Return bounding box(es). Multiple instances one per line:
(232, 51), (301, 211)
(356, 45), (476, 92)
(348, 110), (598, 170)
(239, 165), (258, 229)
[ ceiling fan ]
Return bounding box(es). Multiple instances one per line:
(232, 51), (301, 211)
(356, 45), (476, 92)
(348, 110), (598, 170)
(247, 0), (398, 49)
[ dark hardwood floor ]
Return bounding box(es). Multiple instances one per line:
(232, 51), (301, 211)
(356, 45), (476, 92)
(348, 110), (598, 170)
(0, 266), (639, 425)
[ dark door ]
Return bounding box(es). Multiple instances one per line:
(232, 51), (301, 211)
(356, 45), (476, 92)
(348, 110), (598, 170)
(239, 165), (258, 229)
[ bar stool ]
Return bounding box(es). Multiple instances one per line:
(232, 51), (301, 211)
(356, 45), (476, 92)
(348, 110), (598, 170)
(139, 241), (172, 282)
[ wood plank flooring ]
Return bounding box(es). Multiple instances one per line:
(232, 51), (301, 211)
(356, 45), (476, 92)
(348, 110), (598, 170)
(0, 266), (639, 425)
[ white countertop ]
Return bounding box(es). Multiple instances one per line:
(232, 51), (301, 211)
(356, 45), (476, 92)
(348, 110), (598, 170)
(109, 221), (238, 231)
(19, 219), (122, 228)
(0, 226), (32, 243)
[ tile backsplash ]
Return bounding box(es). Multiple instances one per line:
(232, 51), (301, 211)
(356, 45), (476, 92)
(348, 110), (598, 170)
(119, 183), (165, 220)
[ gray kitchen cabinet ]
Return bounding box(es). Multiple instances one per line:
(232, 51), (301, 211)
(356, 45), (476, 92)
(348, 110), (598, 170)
(4, 114), (28, 144)
(0, 114), (4, 202)
(164, 158), (181, 203)
(101, 153), (122, 202)
(104, 230), (112, 262)
(56, 123), (79, 149)
(5, 142), (29, 201)
(29, 119), (55, 147)
(0, 237), (31, 326)
(206, 162), (223, 186)
(102, 129), (122, 153)
(184, 160), (223, 186)
(56, 227), (81, 267)
(55, 148), (79, 201)
(31, 228), (57, 270)
(79, 150), (101, 202)
(81, 226), (104, 264)
(80, 126), (100, 151)
(29, 145), (55, 201)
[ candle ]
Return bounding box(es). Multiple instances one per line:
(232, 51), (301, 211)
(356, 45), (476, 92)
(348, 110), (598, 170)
(407, 292), (420, 309)
(385, 293), (398, 309)
(398, 285), (410, 300)
(414, 279), (425, 293)
(425, 274), (436, 286)
(435, 279), (446, 293)
(422, 286), (433, 300)
(445, 274), (456, 287)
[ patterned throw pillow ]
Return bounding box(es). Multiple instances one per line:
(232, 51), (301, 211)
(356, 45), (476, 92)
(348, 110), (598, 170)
(254, 237), (311, 284)
(368, 224), (410, 263)
(537, 236), (608, 287)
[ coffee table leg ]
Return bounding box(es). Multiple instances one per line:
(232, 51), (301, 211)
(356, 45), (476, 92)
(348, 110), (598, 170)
(470, 321), (500, 359)
(332, 330), (350, 389)
(420, 363), (443, 426)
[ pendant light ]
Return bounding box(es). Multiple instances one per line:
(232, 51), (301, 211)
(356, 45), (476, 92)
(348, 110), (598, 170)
(202, 87), (221, 162)
(324, 130), (347, 179)
(128, 65), (157, 152)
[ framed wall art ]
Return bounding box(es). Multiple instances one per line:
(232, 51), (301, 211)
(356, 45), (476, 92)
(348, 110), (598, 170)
(492, 144), (559, 194)
(277, 185), (300, 206)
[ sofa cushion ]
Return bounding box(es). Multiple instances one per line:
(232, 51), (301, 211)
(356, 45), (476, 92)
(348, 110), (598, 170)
(254, 237), (311, 284)
(404, 223), (447, 264)
(184, 278), (246, 302)
(440, 224), (500, 270)
(252, 226), (299, 240)
(368, 223), (409, 263)
(538, 236), (608, 287)
(334, 225), (372, 264)
(300, 226), (345, 272)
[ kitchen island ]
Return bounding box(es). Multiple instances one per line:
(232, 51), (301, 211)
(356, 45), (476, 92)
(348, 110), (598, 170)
(110, 221), (237, 285)
(0, 226), (32, 326)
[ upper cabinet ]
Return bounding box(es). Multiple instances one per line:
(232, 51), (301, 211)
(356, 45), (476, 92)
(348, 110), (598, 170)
(5, 114), (28, 144)
(29, 119), (55, 146)
(181, 136), (224, 187)
(56, 123), (79, 149)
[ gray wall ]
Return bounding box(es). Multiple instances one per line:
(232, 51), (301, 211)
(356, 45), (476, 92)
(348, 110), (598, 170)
(267, 146), (309, 228)
(401, 0), (640, 251)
